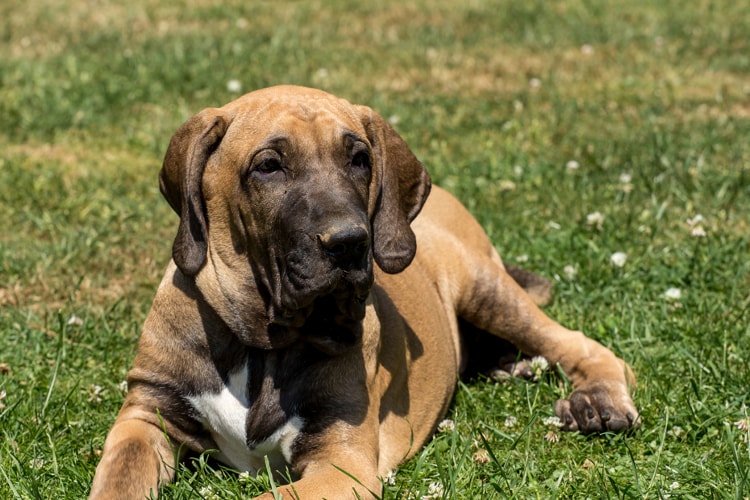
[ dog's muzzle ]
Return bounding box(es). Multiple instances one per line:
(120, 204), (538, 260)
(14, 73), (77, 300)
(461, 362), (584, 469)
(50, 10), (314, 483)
(317, 223), (370, 268)
(270, 218), (374, 331)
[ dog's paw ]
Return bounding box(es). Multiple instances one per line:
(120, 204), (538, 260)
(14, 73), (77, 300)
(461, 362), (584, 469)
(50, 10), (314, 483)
(488, 359), (534, 381)
(488, 355), (552, 382)
(554, 383), (639, 434)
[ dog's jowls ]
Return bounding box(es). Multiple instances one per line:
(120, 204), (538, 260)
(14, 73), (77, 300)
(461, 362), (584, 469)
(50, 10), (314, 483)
(90, 85), (639, 499)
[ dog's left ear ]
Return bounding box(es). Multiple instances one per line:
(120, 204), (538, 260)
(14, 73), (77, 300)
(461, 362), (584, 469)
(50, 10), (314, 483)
(159, 109), (230, 276)
(358, 106), (432, 274)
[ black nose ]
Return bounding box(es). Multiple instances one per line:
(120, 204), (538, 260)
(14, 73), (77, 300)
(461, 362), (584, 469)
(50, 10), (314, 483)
(318, 225), (369, 265)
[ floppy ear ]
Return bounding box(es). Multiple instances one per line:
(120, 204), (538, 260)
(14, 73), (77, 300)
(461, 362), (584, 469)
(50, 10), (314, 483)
(159, 108), (230, 276)
(359, 107), (431, 274)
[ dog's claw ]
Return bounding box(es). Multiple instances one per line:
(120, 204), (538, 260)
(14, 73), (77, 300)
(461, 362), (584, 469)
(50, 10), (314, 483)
(554, 383), (639, 434)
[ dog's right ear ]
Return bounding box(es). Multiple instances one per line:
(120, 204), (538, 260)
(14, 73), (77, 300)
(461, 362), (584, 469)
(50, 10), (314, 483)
(159, 109), (229, 277)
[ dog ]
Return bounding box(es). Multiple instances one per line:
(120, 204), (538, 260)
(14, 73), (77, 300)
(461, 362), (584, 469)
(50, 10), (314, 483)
(90, 85), (638, 499)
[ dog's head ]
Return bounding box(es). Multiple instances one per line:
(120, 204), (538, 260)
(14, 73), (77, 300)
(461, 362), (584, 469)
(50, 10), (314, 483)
(159, 85), (430, 350)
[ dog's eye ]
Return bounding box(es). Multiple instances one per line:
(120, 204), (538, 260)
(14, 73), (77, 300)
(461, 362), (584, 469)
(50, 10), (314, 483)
(256, 158), (282, 174)
(251, 152), (283, 178)
(351, 151), (371, 170)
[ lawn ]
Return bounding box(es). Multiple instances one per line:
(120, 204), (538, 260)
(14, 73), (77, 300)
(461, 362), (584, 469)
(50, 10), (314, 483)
(1, 0), (749, 498)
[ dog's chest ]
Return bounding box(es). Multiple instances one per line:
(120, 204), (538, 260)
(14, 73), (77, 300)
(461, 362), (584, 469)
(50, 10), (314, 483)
(187, 363), (303, 473)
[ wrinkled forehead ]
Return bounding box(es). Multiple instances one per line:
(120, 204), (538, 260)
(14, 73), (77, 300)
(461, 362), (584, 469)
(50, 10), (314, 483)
(221, 87), (367, 149)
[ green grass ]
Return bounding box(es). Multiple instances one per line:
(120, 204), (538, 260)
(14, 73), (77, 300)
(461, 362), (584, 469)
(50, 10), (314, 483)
(1, 0), (749, 498)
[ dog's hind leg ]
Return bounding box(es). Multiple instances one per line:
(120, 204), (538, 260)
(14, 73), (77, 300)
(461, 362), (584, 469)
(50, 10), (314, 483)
(412, 186), (638, 432)
(455, 251), (639, 434)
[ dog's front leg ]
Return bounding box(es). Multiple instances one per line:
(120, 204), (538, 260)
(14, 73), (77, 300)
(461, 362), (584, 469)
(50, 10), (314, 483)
(90, 409), (178, 499)
(531, 321), (639, 433)
(253, 418), (383, 500)
(254, 463), (382, 500)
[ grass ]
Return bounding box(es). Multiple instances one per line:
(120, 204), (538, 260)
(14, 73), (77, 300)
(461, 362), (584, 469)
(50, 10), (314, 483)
(1, 0), (749, 498)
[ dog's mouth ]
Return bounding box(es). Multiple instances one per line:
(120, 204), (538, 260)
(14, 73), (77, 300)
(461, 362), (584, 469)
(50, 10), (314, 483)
(271, 284), (368, 324)
(267, 282), (369, 354)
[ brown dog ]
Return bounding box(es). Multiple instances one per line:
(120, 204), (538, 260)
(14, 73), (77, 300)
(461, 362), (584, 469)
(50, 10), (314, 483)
(90, 85), (638, 499)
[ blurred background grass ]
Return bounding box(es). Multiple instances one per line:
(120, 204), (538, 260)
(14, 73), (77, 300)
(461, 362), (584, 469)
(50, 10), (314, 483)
(1, 0), (749, 498)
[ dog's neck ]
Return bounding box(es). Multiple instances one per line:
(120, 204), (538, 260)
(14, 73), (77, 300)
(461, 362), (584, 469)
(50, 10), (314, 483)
(189, 260), (367, 354)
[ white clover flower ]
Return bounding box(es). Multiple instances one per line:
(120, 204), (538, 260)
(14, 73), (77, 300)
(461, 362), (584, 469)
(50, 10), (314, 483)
(686, 215), (707, 236)
(67, 315), (83, 326)
(610, 252), (627, 268)
(686, 215), (707, 237)
(199, 486), (220, 500)
(686, 214), (704, 227)
(548, 221), (561, 230)
(544, 431), (559, 443)
(513, 165), (524, 176)
(565, 160), (580, 170)
(29, 458), (45, 469)
(586, 211), (605, 230)
(226, 79), (242, 93)
(563, 265), (577, 279)
(427, 482), (444, 496)
(529, 78), (541, 89)
(437, 419), (455, 433)
(388, 115), (400, 125)
(619, 172), (634, 192)
(472, 449), (491, 464)
(87, 384), (103, 404)
(669, 481), (679, 490)
(382, 469), (397, 486)
(504, 415), (518, 428)
(664, 288), (682, 301)
(118, 380), (129, 394)
(529, 356), (549, 378)
(580, 44), (594, 55)
(543, 416), (564, 428)
(735, 418), (749, 431)
(497, 180), (516, 192)
(581, 458), (595, 469)
(420, 481), (445, 500)
(238, 471), (252, 484)
(515, 254), (529, 263)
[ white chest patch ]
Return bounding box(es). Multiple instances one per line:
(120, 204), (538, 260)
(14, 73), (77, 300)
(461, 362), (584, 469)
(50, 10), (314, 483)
(187, 364), (304, 474)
